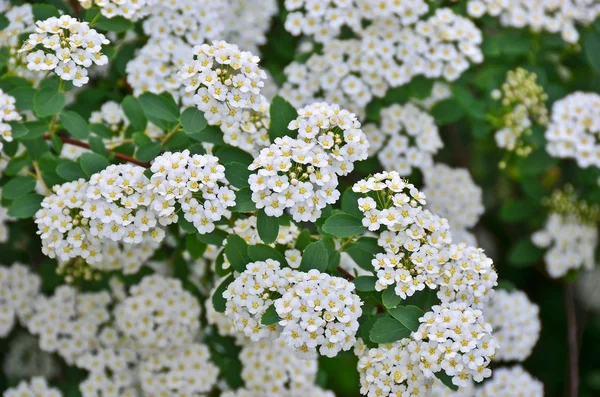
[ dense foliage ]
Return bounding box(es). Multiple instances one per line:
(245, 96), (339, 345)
(1, 1), (600, 396)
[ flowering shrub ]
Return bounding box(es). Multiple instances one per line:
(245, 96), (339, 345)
(1, 1), (600, 397)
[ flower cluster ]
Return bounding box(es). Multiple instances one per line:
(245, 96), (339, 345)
(467, 0), (600, 43)
(483, 289), (540, 362)
(76, 343), (139, 397)
(0, 89), (20, 151)
(493, 68), (548, 159)
(532, 213), (598, 278)
(114, 275), (201, 355)
(0, 264), (41, 337)
(225, 0), (279, 53)
(78, 0), (150, 20)
(4, 377), (62, 397)
(430, 379), (475, 397)
(249, 102), (369, 222)
(545, 92), (600, 168)
(139, 343), (219, 396)
(34, 175), (162, 275)
(223, 259), (295, 341)
(276, 270), (363, 358)
(180, 41), (270, 153)
(236, 338), (322, 394)
(578, 266), (600, 312)
(0, 2), (34, 47)
(26, 286), (112, 364)
(414, 302), (497, 387)
(142, 0), (226, 44)
(282, 8), (482, 117)
(283, 0), (429, 42)
(357, 337), (434, 397)
(475, 365), (544, 397)
(126, 37), (194, 102)
(368, 103), (442, 176)
(147, 150), (236, 234)
(423, 165), (484, 246)
(20, 15), (109, 87)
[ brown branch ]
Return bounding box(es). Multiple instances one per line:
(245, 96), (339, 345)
(565, 283), (579, 397)
(43, 134), (150, 168)
(68, 0), (81, 17)
(336, 265), (355, 280)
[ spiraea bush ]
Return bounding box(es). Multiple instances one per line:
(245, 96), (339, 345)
(1, 1), (600, 396)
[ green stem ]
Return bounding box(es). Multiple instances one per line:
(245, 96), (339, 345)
(161, 123), (181, 146)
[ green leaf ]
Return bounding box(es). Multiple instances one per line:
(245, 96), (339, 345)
(22, 137), (49, 159)
(388, 305), (424, 332)
(298, 241), (328, 272)
(180, 107), (208, 134)
(215, 249), (230, 277)
(382, 287), (402, 309)
(61, 111), (89, 139)
(225, 235), (252, 273)
(431, 99), (465, 125)
(212, 274), (234, 313)
(500, 200), (539, 223)
(508, 239), (544, 267)
(121, 96), (147, 131)
(225, 162), (251, 189)
(435, 371), (459, 392)
(188, 125), (224, 145)
(34, 88), (65, 118)
(369, 317), (412, 344)
(20, 121), (48, 140)
(9, 86), (36, 110)
(585, 30), (600, 74)
(0, 14), (8, 31)
(231, 187), (257, 213)
(261, 304), (280, 325)
(248, 244), (287, 266)
(257, 209), (279, 244)
(163, 130), (190, 151)
(341, 189), (362, 219)
(79, 152), (110, 177)
(196, 229), (228, 246)
(8, 193), (44, 218)
(178, 215), (197, 234)
(32, 4), (60, 20)
(89, 136), (106, 155)
(269, 96), (298, 141)
(56, 161), (87, 181)
(136, 142), (162, 162)
(215, 146), (253, 167)
(2, 176), (37, 199)
(322, 213), (366, 238)
(5, 157), (32, 176)
(94, 16), (134, 33)
(354, 276), (377, 292)
(295, 228), (312, 250)
(139, 92), (179, 123)
(90, 123), (113, 139)
(186, 234), (206, 259)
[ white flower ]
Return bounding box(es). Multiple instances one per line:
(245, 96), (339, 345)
(3, 333), (59, 381)
(20, 15), (109, 86)
(467, 0), (600, 43)
(276, 270), (363, 358)
(532, 213), (598, 278)
(545, 92), (600, 168)
(114, 275), (201, 356)
(0, 89), (20, 151)
(139, 343), (219, 396)
(4, 377), (62, 397)
(475, 365), (544, 397)
(0, 264), (41, 337)
(223, 259), (297, 341)
(147, 150), (236, 234)
(483, 289), (540, 362)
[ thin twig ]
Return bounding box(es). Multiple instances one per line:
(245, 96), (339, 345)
(565, 283), (579, 397)
(32, 161), (50, 195)
(336, 266), (355, 280)
(43, 134), (150, 168)
(161, 123), (181, 146)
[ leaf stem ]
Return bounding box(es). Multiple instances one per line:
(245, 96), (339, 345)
(161, 123), (181, 146)
(565, 283), (579, 397)
(32, 161), (50, 195)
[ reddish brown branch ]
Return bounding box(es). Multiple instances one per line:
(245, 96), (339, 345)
(336, 266), (355, 280)
(68, 0), (81, 17)
(43, 134), (150, 168)
(565, 283), (579, 397)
